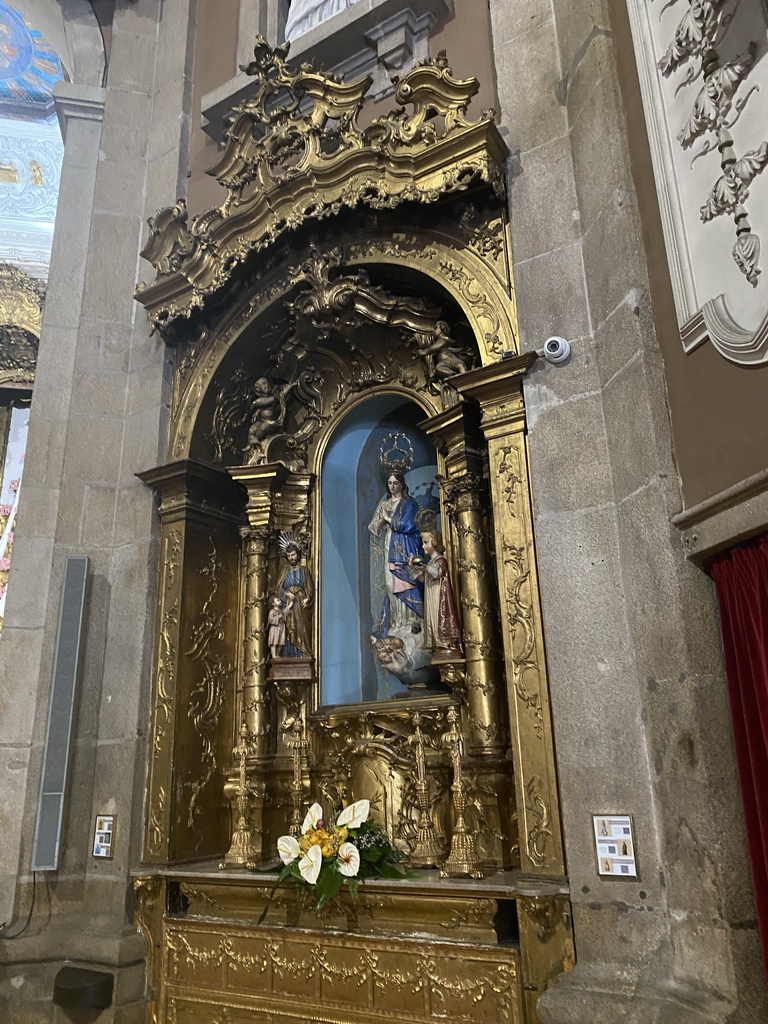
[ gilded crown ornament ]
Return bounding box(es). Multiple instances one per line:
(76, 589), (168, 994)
(379, 433), (414, 475)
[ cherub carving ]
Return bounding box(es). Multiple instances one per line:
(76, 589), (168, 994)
(244, 376), (295, 465)
(416, 320), (469, 388)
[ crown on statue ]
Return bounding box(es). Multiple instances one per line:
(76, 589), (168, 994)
(379, 432), (414, 474)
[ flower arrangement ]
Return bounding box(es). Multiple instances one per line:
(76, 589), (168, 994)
(259, 799), (410, 921)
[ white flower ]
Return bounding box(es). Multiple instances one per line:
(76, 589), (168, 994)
(276, 834), (300, 865)
(336, 799), (370, 831)
(337, 842), (360, 877)
(301, 802), (323, 834)
(299, 843), (323, 885)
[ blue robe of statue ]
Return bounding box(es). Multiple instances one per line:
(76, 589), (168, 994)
(373, 495), (424, 637)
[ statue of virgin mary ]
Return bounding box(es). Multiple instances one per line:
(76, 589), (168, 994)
(368, 462), (424, 638)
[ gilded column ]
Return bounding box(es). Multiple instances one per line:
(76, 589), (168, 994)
(422, 404), (504, 756)
(456, 355), (566, 878)
(241, 524), (271, 754)
(227, 463), (289, 759)
(441, 471), (504, 753)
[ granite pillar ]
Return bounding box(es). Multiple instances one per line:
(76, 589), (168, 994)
(489, 0), (765, 1019)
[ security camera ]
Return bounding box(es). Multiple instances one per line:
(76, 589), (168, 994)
(542, 336), (571, 365)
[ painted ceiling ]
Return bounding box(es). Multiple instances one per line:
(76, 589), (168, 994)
(0, 2), (64, 278)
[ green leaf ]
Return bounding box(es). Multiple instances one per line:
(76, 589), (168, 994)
(257, 863), (294, 925)
(361, 846), (384, 864)
(315, 864), (346, 912)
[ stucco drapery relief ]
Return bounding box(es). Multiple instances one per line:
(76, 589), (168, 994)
(627, 0), (768, 364)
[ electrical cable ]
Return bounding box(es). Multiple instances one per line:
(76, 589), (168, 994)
(0, 871), (37, 940)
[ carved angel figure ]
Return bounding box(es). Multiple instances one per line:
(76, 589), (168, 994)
(244, 376), (295, 464)
(417, 320), (469, 383)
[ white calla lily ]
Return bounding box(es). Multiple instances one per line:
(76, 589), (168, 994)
(336, 799), (370, 831)
(301, 802), (323, 834)
(276, 834), (301, 865)
(337, 842), (360, 877)
(299, 843), (323, 885)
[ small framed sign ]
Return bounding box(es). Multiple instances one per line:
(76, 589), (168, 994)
(92, 814), (115, 859)
(593, 814), (637, 878)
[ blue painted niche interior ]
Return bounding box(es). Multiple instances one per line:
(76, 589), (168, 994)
(320, 395), (439, 706)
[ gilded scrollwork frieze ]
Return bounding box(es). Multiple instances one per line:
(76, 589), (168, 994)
(134, 876), (163, 1024)
(136, 44), (508, 330)
(439, 259), (506, 355)
(502, 539), (544, 737)
(147, 786), (167, 856)
(154, 531), (181, 758)
(524, 775), (553, 870)
(0, 263), (44, 386)
(457, 203), (506, 262)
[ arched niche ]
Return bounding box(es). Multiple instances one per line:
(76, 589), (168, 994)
(177, 238), (508, 467)
(319, 392), (440, 706)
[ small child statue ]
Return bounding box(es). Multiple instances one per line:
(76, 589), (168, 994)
(268, 594), (292, 659)
(409, 530), (463, 658)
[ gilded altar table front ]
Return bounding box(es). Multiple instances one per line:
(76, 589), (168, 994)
(135, 869), (573, 1024)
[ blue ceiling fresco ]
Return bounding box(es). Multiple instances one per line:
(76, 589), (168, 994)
(0, 3), (64, 277)
(0, 2), (63, 121)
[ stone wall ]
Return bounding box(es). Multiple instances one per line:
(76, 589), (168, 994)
(0, 1), (197, 1021)
(489, 0), (764, 1020)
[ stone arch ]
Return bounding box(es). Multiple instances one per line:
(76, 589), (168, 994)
(20, 0), (106, 86)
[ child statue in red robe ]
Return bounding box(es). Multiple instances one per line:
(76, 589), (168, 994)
(410, 530), (463, 660)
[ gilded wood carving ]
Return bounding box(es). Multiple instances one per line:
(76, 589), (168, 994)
(135, 40), (569, 1024)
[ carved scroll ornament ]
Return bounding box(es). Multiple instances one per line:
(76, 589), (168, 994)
(135, 42), (506, 330)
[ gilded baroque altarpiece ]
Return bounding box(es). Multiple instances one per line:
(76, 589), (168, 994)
(134, 40), (573, 1024)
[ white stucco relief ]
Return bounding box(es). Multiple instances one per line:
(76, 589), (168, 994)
(626, 0), (768, 364)
(286, 0), (361, 40)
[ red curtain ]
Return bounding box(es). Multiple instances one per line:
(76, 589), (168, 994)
(711, 534), (768, 977)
